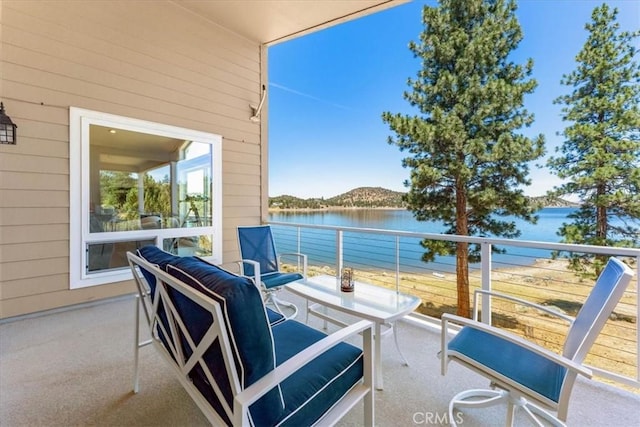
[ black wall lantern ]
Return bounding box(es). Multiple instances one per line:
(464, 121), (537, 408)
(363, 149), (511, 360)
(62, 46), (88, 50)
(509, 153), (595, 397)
(0, 102), (17, 145)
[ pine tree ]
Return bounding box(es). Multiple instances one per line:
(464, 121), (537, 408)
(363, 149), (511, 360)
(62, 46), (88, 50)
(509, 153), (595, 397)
(100, 171), (136, 211)
(548, 4), (640, 276)
(120, 173), (172, 219)
(382, 0), (544, 317)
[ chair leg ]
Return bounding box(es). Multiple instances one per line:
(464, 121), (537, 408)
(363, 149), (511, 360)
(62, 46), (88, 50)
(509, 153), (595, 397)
(271, 295), (299, 319)
(522, 401), (566, 427)
(262, 292), (280, 314)
(506, 397), (517, 427)
(263, 290), (298, 320)
(305, 299), (310, 324)
(448, 389), (508, 427)
(449, 388), (566, 427)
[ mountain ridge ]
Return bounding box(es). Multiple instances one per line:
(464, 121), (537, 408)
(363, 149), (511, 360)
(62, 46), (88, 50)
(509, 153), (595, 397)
(269, 186), (578, 210)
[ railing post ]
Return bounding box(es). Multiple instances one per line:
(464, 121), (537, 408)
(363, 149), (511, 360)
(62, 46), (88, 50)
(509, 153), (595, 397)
(637, 255), (640, 384)
(296, 226), (302, 271)
(481, 242), (492, 325)
(395, 236), (400, 293)
(336, 229), (343, 283)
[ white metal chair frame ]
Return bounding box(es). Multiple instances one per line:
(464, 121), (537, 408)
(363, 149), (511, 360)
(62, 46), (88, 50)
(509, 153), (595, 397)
(128, 252), (374, 426)
(237, 225), (308, 319)
(440, 257), (634, 427)
(236, 258), (308, 318)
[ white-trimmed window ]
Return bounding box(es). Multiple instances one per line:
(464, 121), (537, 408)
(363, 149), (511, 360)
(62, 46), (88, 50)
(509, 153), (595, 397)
(70, 108), (222, 288)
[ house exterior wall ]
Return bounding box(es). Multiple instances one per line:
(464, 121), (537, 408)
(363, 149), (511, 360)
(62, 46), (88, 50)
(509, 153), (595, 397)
(0, 1), (264, 318)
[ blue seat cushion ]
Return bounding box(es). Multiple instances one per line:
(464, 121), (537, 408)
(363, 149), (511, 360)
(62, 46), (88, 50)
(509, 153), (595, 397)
(261, 320), (364, 427)
(448, 327), (567, 402)
(165, 256), (284, 426)
(266, 307), (286, 326)
(262, 272), (303, 289)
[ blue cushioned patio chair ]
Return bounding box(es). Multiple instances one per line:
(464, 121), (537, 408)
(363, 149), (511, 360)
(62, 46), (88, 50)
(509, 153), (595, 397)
(238, 225), (307, 319)
(440, 257), (634, 427)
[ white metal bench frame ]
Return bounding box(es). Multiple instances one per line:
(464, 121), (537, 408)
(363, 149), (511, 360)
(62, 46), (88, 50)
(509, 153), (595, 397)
(128, 251), (374, 426)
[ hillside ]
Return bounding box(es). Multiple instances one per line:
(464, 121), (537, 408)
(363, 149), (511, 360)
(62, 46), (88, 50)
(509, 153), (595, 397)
(528, 195), (580, 208)
(269, 187), (577, 210)
(326, 187), (405, 208)
(269, 187), (405, 209)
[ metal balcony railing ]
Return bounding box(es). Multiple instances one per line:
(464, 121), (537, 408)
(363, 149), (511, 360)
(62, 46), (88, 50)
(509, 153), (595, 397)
(268, 221), (640, 389)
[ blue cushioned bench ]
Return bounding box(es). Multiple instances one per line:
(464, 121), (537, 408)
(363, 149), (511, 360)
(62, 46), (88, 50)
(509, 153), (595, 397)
(128, 246), (374, 426)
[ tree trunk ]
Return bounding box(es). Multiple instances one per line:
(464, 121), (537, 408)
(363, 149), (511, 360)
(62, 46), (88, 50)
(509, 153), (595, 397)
(595, 122), (608, 275)
(455, 180), (471, 318)
(456, 242), (470, 317)
(596, 182), (608, 275)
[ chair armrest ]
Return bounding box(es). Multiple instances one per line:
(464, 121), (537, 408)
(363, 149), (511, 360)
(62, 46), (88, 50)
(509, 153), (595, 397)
(278, 252), (308, 278)
(237, 259), (262, 287)
(233, 319), (373, 421)
(473, 289), (575, 324)
(441, 313), (592, 379)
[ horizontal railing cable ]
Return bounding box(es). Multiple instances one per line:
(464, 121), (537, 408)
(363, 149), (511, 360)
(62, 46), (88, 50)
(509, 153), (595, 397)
(269, 221), (640, 389)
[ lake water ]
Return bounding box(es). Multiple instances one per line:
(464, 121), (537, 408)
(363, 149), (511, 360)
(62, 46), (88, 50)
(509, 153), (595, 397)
(268, 207), (579, 273)
(270, 207), (575, 241)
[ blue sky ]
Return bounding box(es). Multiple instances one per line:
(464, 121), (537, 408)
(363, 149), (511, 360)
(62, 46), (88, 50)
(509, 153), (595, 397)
(268, 0), (639, 199)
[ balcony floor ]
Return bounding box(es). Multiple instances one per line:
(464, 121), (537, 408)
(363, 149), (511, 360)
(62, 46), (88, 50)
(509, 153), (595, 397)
(1, 290), (638, 426)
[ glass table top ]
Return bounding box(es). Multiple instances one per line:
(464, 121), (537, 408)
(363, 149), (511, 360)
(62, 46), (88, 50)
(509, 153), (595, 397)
(286, 274), (421, 322)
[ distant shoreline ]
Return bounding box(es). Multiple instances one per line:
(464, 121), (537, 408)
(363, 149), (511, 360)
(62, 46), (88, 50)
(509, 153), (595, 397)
(268, 206), (406, 212)
(268, 205), (577, 213)
(269, 187), (580, 211)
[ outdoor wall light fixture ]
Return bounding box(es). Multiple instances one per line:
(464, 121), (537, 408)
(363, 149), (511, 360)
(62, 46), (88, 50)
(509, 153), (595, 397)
(250, 84), (266, 123)
(0, 102), (17, 145)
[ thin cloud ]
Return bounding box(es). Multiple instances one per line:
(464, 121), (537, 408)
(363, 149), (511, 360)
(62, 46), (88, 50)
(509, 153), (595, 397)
(269, 82), (354, 111)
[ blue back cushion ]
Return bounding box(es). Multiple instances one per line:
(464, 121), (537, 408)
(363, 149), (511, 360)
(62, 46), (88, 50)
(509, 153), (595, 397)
(136, 246), (180, 294)
(564, 257), (630, 362)
(238, 226), (279, 276)
(136, 246), (180, 355)
(166, 257), (284, 424)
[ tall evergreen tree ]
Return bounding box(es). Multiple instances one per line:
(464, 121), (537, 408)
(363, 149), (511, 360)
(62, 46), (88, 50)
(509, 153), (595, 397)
(382, 0), (544, 317)
(548, 4), (640, 276)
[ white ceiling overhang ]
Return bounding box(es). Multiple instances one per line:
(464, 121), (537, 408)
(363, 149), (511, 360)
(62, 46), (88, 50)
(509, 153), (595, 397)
(173, 0), (409, 45)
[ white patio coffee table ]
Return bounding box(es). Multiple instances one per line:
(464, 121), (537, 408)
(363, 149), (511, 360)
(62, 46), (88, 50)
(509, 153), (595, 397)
(286, 274), (421, 390)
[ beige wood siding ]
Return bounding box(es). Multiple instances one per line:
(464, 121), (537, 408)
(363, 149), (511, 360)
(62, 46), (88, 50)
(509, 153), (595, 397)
(0, 0), (264, 318)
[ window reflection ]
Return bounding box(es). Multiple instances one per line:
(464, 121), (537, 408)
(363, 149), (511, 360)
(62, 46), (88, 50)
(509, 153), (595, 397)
(89, 125), (213, 233)
(163, 235), (213, 257)
(87, 124), (214, 271)
(87, 239), (155, 273)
